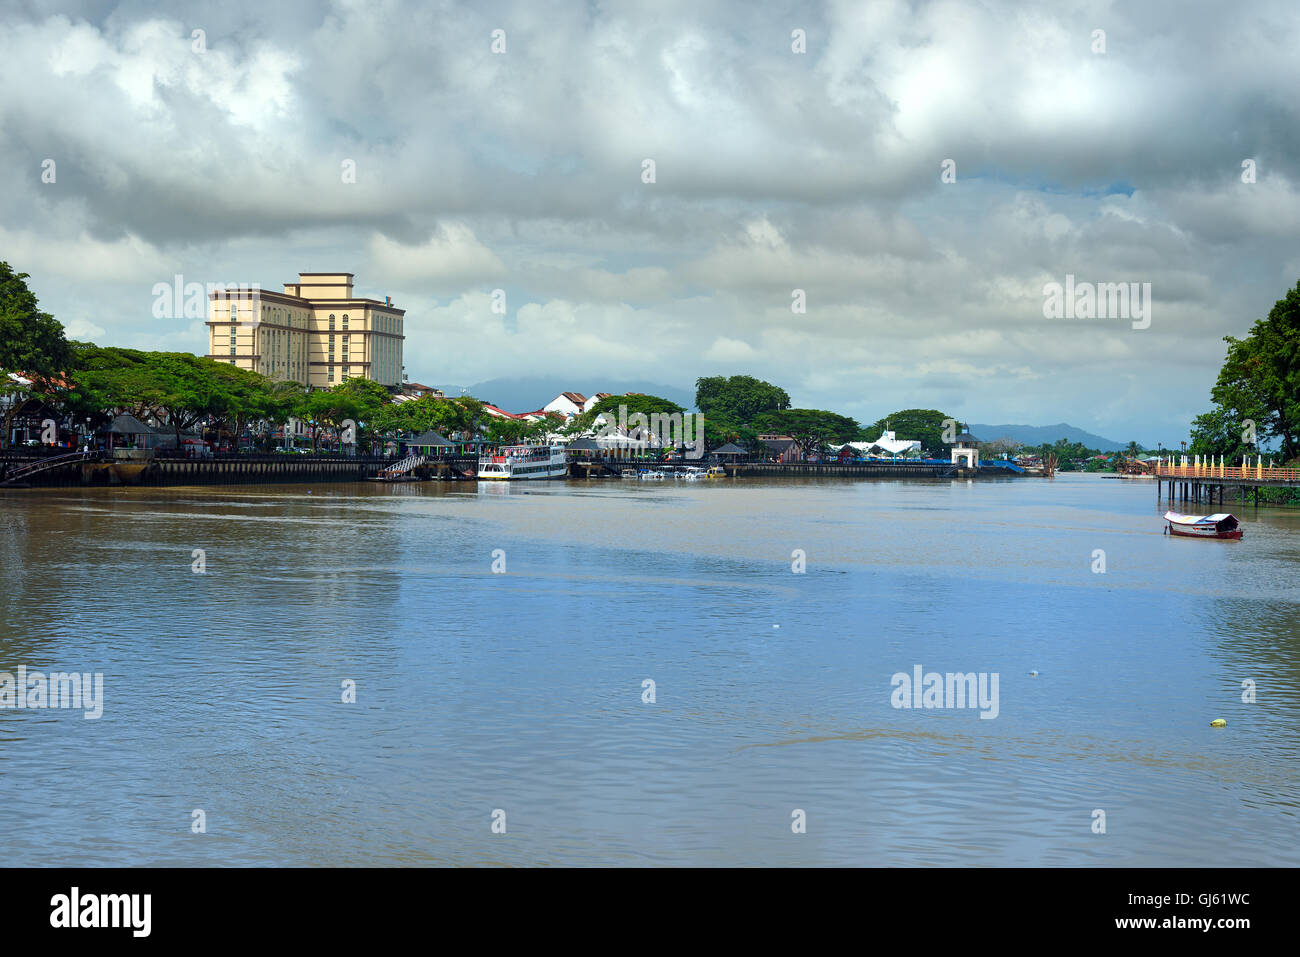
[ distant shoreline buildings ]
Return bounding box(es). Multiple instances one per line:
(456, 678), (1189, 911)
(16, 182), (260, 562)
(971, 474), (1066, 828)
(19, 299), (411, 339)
(206, 272), (405, 388)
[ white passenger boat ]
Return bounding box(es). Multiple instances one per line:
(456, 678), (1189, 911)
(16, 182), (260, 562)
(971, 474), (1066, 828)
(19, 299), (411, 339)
(477, 444), (568, 480)
(639, 469), (666, 480)
(676, 466), (706, 479)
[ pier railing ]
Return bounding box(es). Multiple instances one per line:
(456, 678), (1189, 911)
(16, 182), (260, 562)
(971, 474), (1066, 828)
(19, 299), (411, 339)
(1155, 462), (1300, 482)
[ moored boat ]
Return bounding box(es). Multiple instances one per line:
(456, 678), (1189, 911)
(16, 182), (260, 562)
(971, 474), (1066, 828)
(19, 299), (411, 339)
(1163, 511), (1243, 540)
(477, 444), (568, 480)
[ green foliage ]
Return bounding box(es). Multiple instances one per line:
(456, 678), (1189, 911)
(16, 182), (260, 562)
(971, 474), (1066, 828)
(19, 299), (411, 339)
(69, 345), (276, 439)
(750, 408), (861, 453)
(371, 394), (487, 440)
(695, 375), (789, 425)
(1187, 406), (1255, 460)
(565, 393), (686, 435)
(485, 415), (557, 444)
(0, 262), (72, 380)
(702, 419), (760, 452)
(1208, 279), (1300, 460)
(866, 409), (957, 455)
(330, 377), (393, 422)
(0, 263), (75, 448)
(1023, 437), (1111, 471)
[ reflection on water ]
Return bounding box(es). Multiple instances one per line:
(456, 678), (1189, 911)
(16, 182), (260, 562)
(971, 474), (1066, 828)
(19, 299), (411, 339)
(1, 473), (1298, 865)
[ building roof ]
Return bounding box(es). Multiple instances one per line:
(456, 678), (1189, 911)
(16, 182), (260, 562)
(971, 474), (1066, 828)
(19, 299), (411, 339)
(560, 391), (587, 404)
(867, 431), (922, 455)
(408, 430), (455, 448)
(712, 442), (748, 455)
(954, 432), (980, 445)
(482, 404), (525, 419)
(761, 438), (798, 453)
(102, 413), (154, 434)
(566, 437), (600, 452)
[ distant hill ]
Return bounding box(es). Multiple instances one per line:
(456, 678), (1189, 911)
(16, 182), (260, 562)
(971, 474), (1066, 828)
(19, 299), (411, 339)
(968, 423), (1126, 451)
(459, 376), (696, 414)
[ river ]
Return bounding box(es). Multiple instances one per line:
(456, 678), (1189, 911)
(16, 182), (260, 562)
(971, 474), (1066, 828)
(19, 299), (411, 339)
(1, 473), (1297, 865)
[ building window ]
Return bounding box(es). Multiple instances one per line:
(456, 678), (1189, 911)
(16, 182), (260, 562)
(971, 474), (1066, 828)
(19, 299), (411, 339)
(329, 314), (335, 330)
(342, 314), (348, 330)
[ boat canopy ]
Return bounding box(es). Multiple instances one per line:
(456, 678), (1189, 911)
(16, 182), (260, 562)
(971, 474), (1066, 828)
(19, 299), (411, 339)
(1164, 511), (1239, 529)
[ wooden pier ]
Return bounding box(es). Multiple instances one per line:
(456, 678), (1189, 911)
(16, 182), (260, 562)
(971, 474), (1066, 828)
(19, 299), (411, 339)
(1155, 461), (1300, 507)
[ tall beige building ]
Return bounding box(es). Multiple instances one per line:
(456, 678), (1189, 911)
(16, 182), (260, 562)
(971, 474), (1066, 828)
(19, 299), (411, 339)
(206, 273), (405, 387)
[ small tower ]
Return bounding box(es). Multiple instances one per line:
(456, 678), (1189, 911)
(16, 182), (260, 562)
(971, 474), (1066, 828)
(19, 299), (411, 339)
(952, 428), (980, 469)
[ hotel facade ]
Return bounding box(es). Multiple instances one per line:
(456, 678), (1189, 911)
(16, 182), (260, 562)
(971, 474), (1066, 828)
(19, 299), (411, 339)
(205, 273), (405, 388)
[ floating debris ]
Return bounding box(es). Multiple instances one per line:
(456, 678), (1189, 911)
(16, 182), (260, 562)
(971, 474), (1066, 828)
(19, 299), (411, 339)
(1210, 718), (1227, 728)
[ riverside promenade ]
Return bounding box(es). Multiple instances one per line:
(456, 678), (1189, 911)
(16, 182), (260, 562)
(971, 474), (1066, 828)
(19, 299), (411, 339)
(0, 450), (397, 487)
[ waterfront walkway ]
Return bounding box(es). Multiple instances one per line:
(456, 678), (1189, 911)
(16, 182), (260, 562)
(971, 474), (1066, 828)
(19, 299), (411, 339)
(1155, 460), (1300, 506)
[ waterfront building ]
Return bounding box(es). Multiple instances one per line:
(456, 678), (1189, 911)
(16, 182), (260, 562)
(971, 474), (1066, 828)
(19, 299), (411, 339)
(543, 392), (588, 418)
(205, 273), (405, 388)
(952, 431), (981, 468)
(758, 433), (803, 463)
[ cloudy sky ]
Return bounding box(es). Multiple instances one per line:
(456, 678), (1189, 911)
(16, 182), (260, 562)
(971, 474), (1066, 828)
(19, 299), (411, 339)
(4, 0), (1299, 444)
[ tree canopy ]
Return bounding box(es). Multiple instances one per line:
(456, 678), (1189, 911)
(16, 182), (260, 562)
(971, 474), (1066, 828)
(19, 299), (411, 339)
(695, 375), (789, 425)
(751, 408), (861, 452)
(565, 393), (686, 435)
(1201, 279), (1300, 460)
(867, 409), (958, 455)
(0, 261), (72, 381)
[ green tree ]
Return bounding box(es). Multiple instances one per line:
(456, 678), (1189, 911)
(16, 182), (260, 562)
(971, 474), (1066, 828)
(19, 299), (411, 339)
(866, 409), (958, 456)
(485, 415), (556, 444)
(0, 263), (74, 448)
(565, 393), (687, 436)
(1187, 406), (1256, 461)
(694, 375), (790, 425)
(1210, 279), (1300, 460)
(296, 388), (360, 451)
(750, 408), (861, 455)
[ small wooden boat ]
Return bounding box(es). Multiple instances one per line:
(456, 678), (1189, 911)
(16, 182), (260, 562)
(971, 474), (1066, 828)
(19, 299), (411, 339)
(1163, 511), (1243, 540)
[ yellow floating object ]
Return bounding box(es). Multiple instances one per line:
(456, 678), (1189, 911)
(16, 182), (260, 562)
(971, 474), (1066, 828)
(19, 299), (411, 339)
(1210, 719), (1227, 728)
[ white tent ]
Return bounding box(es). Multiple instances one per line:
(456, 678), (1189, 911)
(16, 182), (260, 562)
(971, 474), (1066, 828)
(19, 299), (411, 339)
(868, 430), (921, 456)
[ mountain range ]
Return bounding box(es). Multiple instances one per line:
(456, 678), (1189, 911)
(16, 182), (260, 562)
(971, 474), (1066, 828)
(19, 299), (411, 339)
(967, 423), (1127, 451)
